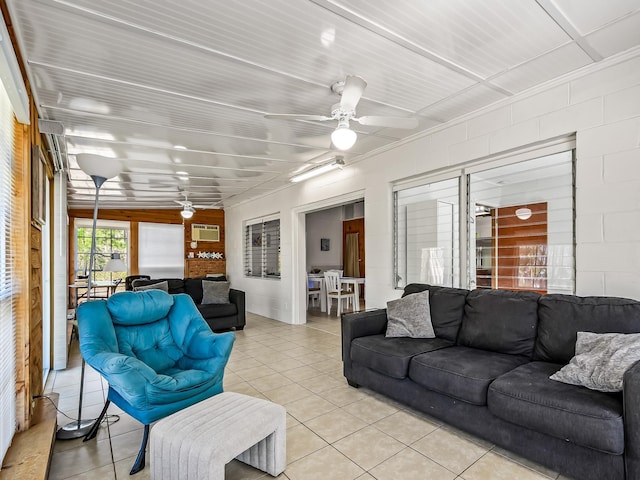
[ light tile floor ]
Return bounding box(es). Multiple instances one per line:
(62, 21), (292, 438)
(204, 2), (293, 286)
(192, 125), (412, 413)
(46, 309), (571, 480)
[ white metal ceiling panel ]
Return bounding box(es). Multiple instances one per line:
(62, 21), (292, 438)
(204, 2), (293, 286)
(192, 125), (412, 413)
(551, 0), (640, 35)
(419, 84), (507, 123)
(491, 43), (594, 94)
(325, 0), (571, 78)
(583, 11), (640, 58)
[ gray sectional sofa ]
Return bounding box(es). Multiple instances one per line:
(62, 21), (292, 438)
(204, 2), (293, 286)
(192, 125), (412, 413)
(341, 284), (640, 480)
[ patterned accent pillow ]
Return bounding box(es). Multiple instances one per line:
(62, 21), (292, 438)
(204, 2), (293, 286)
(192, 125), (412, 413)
(202, 280), (231, 304)
(385, 290), (435, 339)
(550, 331), (640, 392)
(133, 280), (169, 293)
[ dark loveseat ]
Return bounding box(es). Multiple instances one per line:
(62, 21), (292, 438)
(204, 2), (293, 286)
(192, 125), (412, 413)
(342, 284), (640, 480)
(128, 277), (245, 332)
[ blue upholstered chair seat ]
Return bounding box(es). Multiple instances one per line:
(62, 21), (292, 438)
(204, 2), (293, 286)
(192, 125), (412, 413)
(78, 290), (235, 473)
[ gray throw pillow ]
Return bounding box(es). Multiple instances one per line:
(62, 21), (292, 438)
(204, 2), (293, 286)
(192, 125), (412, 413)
(550, 331), (640, 392)
(385, 290), (435, 338)
(133, 280), (169, 293)
(202, 280), (231, 304)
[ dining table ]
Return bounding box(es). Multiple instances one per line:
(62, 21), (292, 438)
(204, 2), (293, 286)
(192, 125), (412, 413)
(68, 280), (119, 308)
(307, 273), (365, 313)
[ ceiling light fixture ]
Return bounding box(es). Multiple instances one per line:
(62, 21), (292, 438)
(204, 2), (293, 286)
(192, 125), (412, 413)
(291, 157), (345, 183)
(181, 205), (195, 219)
(515, 207), (532, 220)
(331, 119), (357, 151)
(174, 145), (187, 150)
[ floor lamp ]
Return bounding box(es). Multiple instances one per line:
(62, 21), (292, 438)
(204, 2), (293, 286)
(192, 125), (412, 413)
(57, 153), (121, 440)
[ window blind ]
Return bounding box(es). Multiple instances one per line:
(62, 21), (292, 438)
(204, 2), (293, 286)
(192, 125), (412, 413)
(244, 218), (281, 278)
(0, 81), (17, 463)
(138, 223), (184, 278)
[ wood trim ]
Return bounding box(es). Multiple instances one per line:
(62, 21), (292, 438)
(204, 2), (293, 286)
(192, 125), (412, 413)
(130, 221), (139, 275)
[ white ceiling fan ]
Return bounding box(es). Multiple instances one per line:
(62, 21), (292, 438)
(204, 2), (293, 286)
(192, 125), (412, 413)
(265, 75), (419, 151)
(174, 192), (220, 218)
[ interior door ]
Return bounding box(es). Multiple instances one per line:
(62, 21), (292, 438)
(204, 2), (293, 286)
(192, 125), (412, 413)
(493, 202), (548, 294)
(343, 218), (364, 277)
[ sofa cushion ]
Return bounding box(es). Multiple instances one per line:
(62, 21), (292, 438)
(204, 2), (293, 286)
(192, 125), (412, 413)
(196, 302), (237, 319)
(488, 361), (624, 455)
(131, 278), (185, 295)
(458, 289), (540, 357)
(550, 331), (640, 392)
(386, 290), (435, 338)
(534, 294), (640, 364)
(402, 284), (468, 341)
(202, 280), (231, 304)
(133, 280), (169, 293)
(409, 346), (529, 405)
(351, 334), (453, 379)
(183, 276), (228, 303)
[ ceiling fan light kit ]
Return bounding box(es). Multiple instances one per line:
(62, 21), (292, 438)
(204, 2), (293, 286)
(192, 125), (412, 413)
(331, 120), (357, 150)
(291, 157), (344, 183)
(181, 205), (195, 219)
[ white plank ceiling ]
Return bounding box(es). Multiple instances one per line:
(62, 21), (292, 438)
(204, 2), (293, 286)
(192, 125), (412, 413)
(6, 0), (640, 210)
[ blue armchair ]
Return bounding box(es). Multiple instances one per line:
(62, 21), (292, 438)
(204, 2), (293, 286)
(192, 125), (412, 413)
(77, 290), (235, 474)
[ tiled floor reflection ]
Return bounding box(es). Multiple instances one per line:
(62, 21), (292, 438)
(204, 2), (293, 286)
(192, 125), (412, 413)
(47, 308), (568, 479)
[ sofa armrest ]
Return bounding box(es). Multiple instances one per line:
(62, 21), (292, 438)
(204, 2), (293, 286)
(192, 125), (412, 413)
(229, 289), (246, 329)
(624, 360), (640, 479)
(341, 309), (388, 383)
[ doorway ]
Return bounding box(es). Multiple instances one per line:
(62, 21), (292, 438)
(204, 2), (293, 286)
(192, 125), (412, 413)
(292, 192), (365, 324)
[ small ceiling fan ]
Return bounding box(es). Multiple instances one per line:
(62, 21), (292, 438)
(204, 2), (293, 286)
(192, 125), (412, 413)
(265, 75), (418, 150)
(174, 192), (219, 219)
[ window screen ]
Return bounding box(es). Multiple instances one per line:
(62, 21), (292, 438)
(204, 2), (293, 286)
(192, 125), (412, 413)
(469, 150), (574, 294)
(245, 218), (281, 278)
(394, 177), (460, 289)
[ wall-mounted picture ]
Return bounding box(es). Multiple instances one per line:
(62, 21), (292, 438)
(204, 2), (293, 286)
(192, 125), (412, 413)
(321, 238), (330, 251)
(31, 145), (46, 226)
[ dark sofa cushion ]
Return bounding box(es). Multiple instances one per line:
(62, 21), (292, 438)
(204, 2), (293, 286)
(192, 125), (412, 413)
(409, 346), (528, 405)
(534, 294), (640, 364)
(184, 276), (228, 304)
(131, 278), (185, 294)
(402, 284), (468, 341)
(488, 361), (624, 454)
(197, 302), (237, 319)
(351, 334), (453, 379)
(458, 289), (540, 357)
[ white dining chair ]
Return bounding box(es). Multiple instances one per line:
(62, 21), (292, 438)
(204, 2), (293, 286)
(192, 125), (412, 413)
(324, 271), (355, 316)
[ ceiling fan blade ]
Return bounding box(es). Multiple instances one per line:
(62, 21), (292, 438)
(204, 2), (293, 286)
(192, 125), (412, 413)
(340, 75), (367, 112)
(354, 116), (419, 129)
(264, 114), (332, 122)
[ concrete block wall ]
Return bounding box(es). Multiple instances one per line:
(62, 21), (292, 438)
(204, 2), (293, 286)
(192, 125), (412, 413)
(226, 49), (640, 324)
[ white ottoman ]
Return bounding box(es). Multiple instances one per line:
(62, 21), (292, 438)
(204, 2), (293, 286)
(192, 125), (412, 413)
(150, 392), (286, 479)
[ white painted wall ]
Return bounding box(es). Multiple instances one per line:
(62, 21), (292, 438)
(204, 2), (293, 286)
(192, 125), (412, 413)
(306, 206), (343, 271)
(225, 50), (640, 324)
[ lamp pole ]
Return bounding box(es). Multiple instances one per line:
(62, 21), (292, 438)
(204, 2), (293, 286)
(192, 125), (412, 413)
(57, 155), (120, 440)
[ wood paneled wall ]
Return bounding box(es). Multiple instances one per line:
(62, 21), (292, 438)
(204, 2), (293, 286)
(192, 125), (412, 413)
(68, 208), (226, 285)
(3, 0), (54, 431)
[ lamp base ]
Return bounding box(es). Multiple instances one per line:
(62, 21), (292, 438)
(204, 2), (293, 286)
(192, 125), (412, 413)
(56, 419), (96, 440)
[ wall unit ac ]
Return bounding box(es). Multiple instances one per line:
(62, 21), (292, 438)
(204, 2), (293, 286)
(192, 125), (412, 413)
(191, 224), (220, 242)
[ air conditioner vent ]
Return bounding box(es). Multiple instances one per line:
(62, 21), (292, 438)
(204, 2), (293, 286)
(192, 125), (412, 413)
(191, 224), (220, 242)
